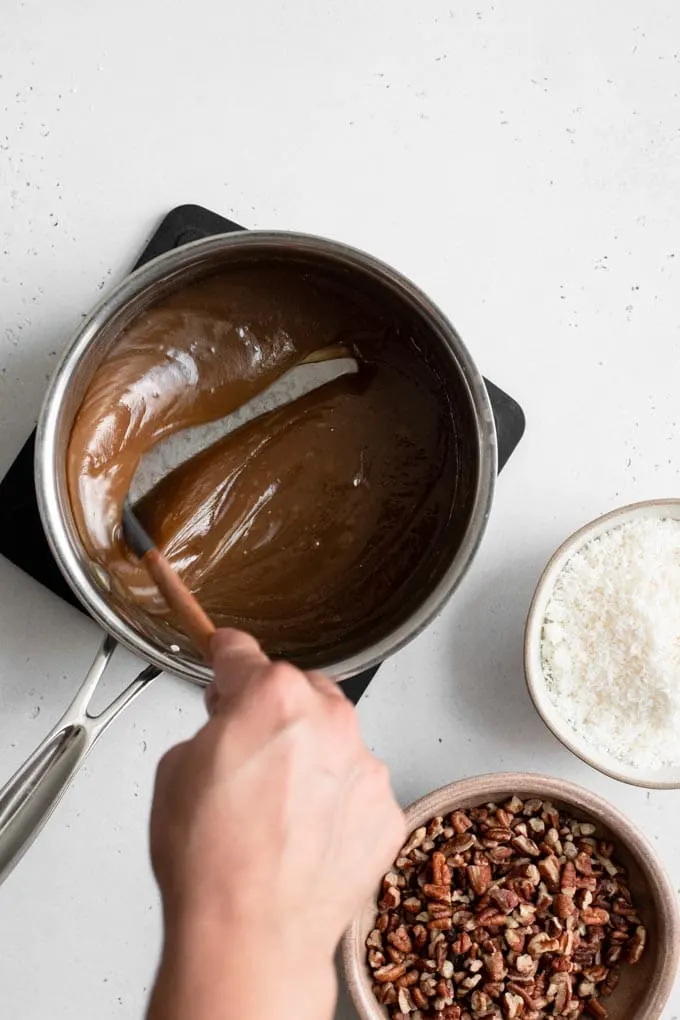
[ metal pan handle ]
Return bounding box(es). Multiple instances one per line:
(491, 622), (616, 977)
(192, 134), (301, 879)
(0, 634), (159, 886)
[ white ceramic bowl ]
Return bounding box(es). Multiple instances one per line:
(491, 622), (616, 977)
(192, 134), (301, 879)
(525, 499), (680, 789)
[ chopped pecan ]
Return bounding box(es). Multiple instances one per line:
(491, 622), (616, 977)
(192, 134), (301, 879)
(420, 974), (437, 996)
(427, 816), (444, 839)
(423, 882), (452, 904)
(505, 929), (525, 953)
(375, 962), (408, 983)
(380, 886), (402, 911)
(527, 933), (560, 957)
(483, 947), (507, 982)
(403, 897), (422, 915)
(467, 863), (492, 896)
(511, 835), (540, 857)
(544, 826), (561, 847)
(478, 908), (510, 929)
(396, 969), (419, 988)
(470, 989), (494, 1014)
(495, 808), (514, 828)
(453, 932), (472, 955)
(487, 846), (514, 864)
(452, 909), (474, 927)
(504, 796), (524, 815)
(542, 803), (560, 828)
(625, 925), (647, 964)
(397, 986), (415, 1013)
(582, 965), (607, 984)
(506, 982), (537, 1011)
(515, 953), (537, 976)
(400, 827), (428, 857)
(490, 887), (521, 914)
(432, 851), (452, 887)
(554, 893), (576, 919)
(548, 972), (572, 1014)
(535, 883), (553, 914)
(605, 945), (622, 966)
(502, 992), (524, 1018)
(428, 916), (452, 931)
(411, 986), (428, 1009)
(600, 966), (620, 997)
(581, 908), (610, 926)
(451, 811), (474, 834)
(538, 855), (561, 891)
(374, 982), (398, 1005)
(585, 999), (608, 1019)
(388, 927), (414, 954)
(560, 861), (577, 894)
(516, 903), (536, 925)
(528, 816), (546, 836)
(485, 826), (513, 843)
(435, 977), (455, 1003)
(482, 981), (505, 999)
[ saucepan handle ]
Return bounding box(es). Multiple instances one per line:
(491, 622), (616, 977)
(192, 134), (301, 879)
(0, 634), (159, 886)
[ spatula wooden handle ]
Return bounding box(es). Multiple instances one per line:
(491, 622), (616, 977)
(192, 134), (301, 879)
(141, 548), (216, 661)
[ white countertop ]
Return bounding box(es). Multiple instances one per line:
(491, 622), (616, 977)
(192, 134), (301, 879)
(1, 1), (679, 1016)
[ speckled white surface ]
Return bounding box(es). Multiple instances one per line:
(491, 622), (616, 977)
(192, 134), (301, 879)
(1, 1), (680, 1017)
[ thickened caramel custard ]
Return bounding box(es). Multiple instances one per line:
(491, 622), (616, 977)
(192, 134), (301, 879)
(68, 261), (467, 661)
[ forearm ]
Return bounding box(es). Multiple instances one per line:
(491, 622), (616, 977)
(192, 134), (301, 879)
(147, 911), (337, 1020)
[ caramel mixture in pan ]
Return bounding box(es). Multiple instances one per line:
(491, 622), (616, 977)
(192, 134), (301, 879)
(68, 263), (460, 657)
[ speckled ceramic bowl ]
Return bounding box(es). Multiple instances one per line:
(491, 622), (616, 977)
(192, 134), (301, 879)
(525, 500), (680, 789)
(342, 773), (679, 1020)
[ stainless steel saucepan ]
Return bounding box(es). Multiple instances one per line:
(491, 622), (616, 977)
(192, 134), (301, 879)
(0, 232), (497, 884)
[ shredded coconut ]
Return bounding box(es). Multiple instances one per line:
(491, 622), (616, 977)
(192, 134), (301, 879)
(541, 517), (680, 770)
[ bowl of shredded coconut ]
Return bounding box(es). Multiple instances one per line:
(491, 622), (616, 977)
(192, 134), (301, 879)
(525, 500), (680, 788)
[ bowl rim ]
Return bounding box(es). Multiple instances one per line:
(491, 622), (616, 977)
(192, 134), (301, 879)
(341, 771), (680, 1020)
(524, 499), (680, 790)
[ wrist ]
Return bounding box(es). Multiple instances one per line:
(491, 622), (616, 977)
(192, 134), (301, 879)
(148, 906), (337, 1020)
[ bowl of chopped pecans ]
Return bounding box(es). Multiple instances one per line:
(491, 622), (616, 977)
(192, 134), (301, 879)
(342, 773), (679, 1020)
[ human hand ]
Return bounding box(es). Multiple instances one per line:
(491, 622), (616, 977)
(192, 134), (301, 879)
(147, 629), (405, 1020)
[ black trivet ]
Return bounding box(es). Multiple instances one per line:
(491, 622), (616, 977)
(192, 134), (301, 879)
(0, 205), (525, 705)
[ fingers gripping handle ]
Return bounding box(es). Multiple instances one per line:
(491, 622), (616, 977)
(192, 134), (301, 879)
(0, 635), (158, 886)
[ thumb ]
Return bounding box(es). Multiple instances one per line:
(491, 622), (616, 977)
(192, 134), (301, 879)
(205, 628), (271, 715)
